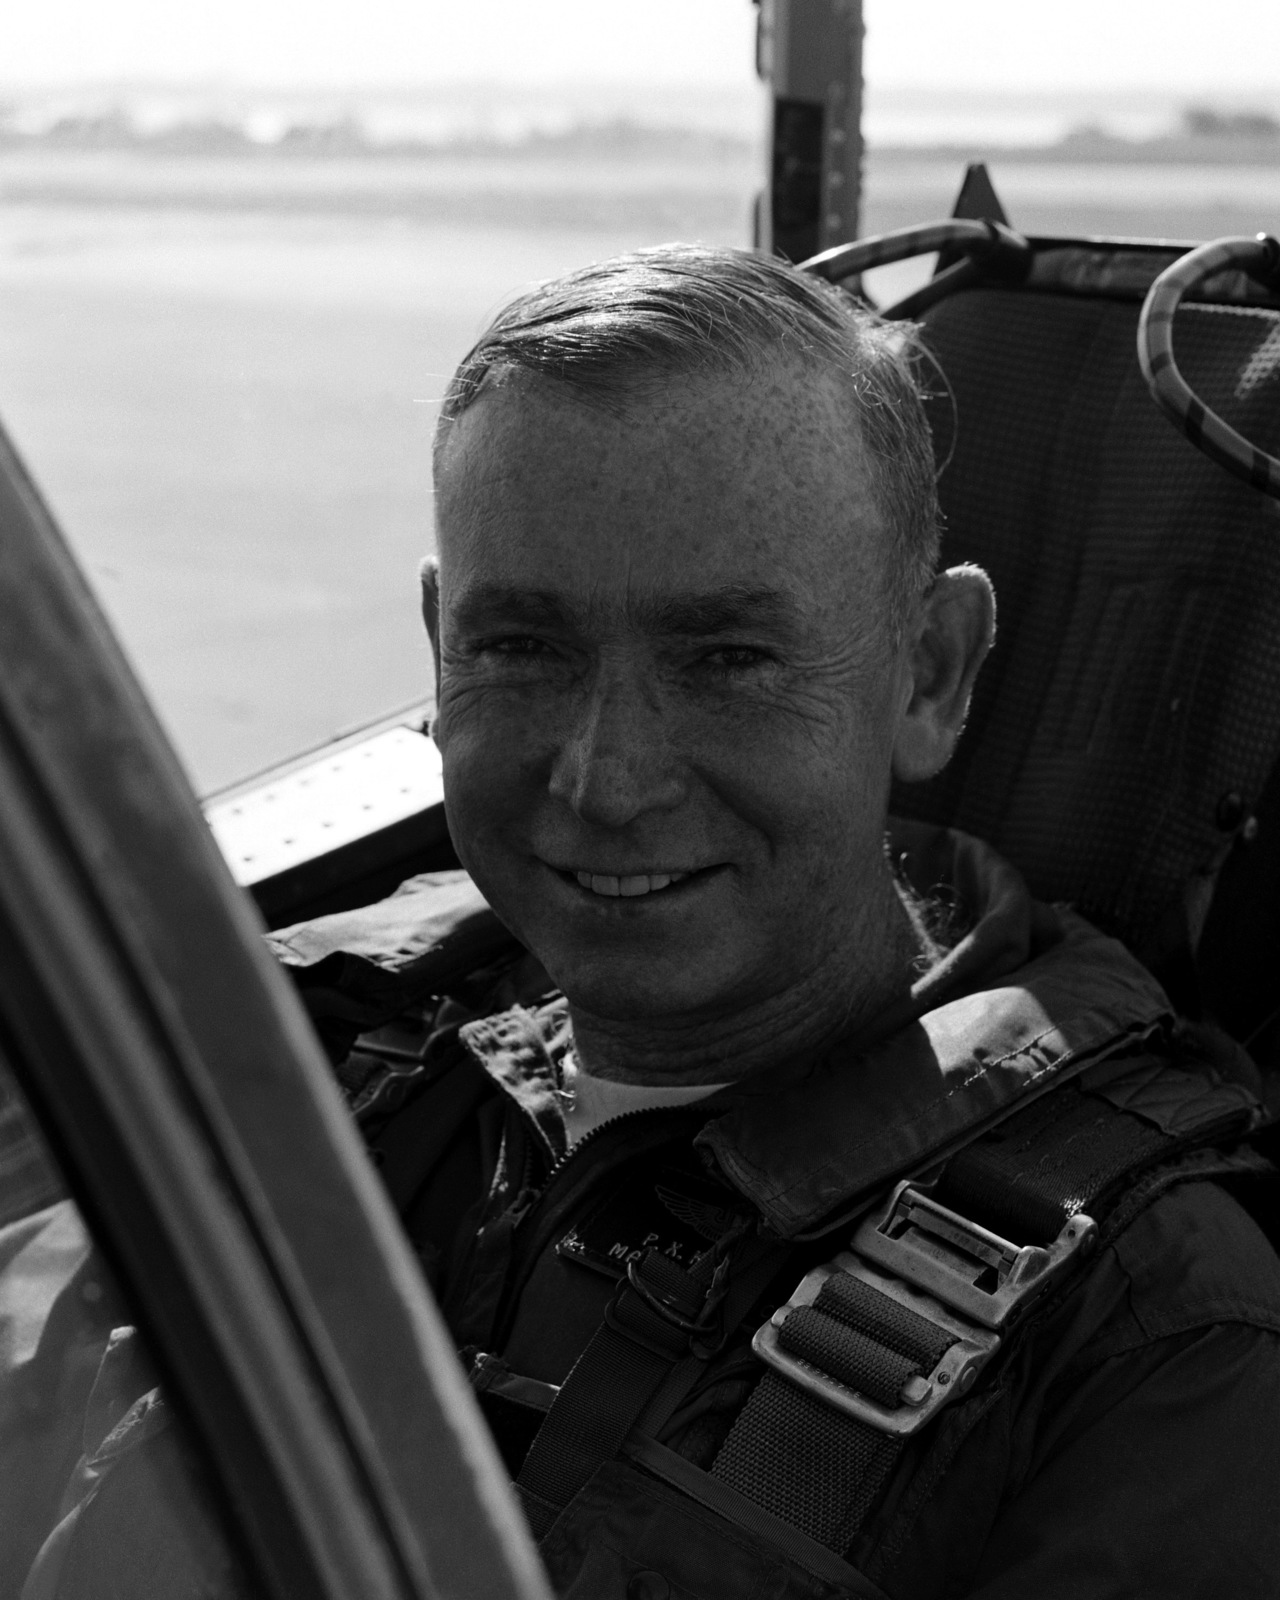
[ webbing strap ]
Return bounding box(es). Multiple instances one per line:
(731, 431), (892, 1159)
(934, 1086), (1174, 1246)
(710, 1076), (1239, 1555)
(625, 1435), (895, 1599)
(715, 1375), (905, 1549)
(710, 1269), (948, 1549)
(516, 1250), (701, 1538)
(516, 1232), (790, 1540)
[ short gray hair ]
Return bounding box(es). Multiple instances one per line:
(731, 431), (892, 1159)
(436, 244), (941, 633)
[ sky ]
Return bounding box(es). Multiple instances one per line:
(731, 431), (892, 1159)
(3, 0), (1279, 94)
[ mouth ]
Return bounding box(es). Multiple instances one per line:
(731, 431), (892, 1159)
(545, 862), (713, 900)
(572, 868), (691, 899)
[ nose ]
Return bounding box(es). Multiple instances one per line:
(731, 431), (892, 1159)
(548, 663), (687, 827)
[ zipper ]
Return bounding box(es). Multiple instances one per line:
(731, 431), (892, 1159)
(545, 1101), (673, 1182)
(490, 1102), (720, 1349)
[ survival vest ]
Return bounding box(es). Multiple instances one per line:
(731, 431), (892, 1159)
(270, 853), (1276, 1599)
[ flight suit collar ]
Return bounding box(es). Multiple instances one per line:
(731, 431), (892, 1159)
(462, 1000), (574, 1161)
(460, 822), (1176, 1237)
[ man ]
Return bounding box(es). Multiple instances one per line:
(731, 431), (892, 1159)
(16, 244), (1279, 1596)
(312, 243), (1275, 1596)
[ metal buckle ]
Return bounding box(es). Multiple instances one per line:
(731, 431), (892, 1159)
(625, 1256), (709, 1335)
(752, 1254), (1001, 1436)
(468, 1352), (561, 1413)
(853, 1182), (1097, 1331)
(752, 1185), (1097, 1436)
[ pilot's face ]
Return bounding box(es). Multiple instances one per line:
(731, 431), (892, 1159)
(430, 361), (908, 1036)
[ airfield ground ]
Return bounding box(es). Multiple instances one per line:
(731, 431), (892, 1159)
(0, 142), (1275, 789)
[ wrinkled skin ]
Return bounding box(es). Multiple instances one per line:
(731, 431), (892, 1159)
(425, 360), (993, 1083)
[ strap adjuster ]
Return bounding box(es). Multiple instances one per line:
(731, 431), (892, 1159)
(753, 1253), (1000, 1436)
(625, 1255), (711, 1335)
(854, 1181), (1097, 1331)
(753, 1185), (1097, 1437)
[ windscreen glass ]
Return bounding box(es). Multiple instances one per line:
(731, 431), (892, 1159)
(0, 1056), (261, 1599)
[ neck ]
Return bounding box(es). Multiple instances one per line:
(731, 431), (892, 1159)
(567, 878), (925, 1087)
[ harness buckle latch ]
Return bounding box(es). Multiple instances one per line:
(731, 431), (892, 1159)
(854, 1182), (1097, 1331)
(752, 1186), (1096, 1437)
(753, 1254), (1000, 1436)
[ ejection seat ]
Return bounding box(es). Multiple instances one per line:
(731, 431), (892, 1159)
(811, 176), (1280, 1110)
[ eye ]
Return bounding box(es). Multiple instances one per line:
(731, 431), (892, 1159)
(702, 645), (772, 669)
(479, 635), (558, 658)
(460, 634), (574, 679)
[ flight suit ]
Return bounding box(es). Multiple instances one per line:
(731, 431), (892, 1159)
(269, 820), (1280, 1598)
(9, 822), (1280, 1596)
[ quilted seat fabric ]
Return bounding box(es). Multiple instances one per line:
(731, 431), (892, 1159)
(895, 288), (1280, 1025)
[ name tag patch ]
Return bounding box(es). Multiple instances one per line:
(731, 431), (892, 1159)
(557, 1165), (743, 1280)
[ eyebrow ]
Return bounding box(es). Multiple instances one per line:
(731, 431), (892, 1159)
(643, 585), (799, 636)
(449, 582), (801, 637)
(450, 584), (572, 629)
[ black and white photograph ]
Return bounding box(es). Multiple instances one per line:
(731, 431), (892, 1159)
(1, 3), (1277, 1595)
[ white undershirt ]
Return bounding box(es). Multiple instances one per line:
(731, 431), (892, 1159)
(559, 1058), (731, 1147)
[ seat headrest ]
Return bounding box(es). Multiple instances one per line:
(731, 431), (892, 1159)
(892, 285), (1280, 1054)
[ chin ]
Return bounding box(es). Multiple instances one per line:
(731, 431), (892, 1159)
(540, 945), (745, 1023)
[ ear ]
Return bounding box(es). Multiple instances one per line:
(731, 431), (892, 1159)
(892, 564), (996, 783)
(419, 557), (443, 735)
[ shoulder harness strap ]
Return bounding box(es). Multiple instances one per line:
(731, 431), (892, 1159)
(514, 1047), (1264, 1567)
(706, 1054), (1262, 1555)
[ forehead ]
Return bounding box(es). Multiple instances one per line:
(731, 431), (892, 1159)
(433, 361), (886, 610)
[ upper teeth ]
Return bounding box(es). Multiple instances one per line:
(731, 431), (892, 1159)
(575, 871), (690, 897)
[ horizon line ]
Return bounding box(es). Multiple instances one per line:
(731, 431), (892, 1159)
(3, 74), (1280, 99)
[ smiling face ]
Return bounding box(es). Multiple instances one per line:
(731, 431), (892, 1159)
(429, 358), (918, 1037)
